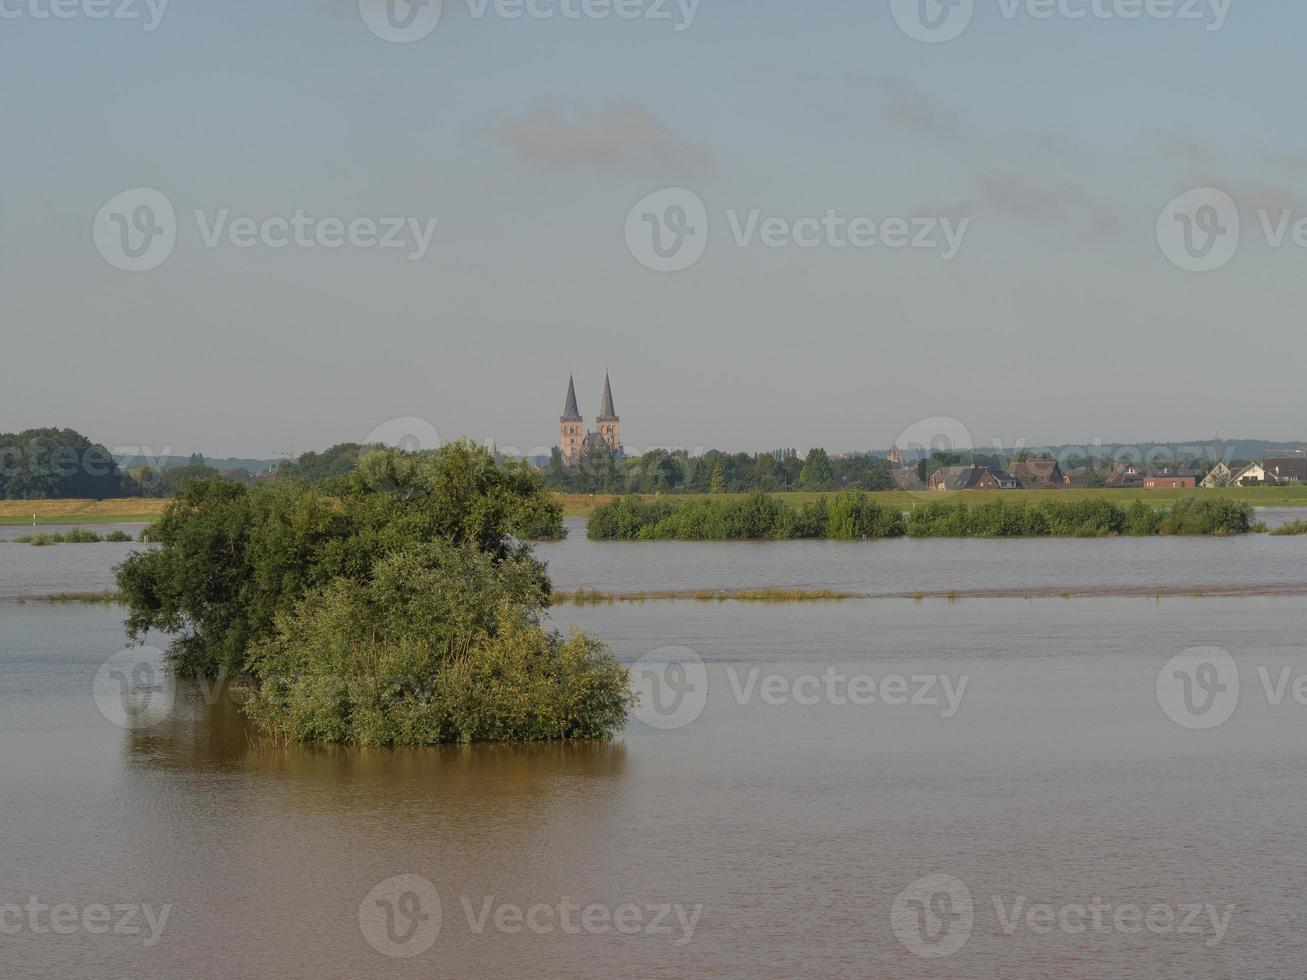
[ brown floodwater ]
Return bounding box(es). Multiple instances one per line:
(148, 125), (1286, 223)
(2, 596), (1305, 979)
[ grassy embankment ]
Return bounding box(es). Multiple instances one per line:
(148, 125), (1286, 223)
(556, 485), (1307, 518)
(0, 499), (169, 526)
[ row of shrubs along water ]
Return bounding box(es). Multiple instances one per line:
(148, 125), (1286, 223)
(587, 493), (1256, 540)
(4, 529), (135, 545)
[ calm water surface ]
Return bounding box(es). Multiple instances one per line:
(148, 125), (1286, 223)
(2, 512), (1306, 599)
(2, 593), (1305, 978)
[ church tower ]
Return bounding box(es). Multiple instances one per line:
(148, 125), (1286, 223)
(596, 373), (621, 454)
(560, 375), (584, 466)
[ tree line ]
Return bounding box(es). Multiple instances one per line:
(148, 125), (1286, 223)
(587, 494), (1256, 540)
(543, 446), (896, 494)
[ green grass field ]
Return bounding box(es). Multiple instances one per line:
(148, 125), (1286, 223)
(555, 485), (1307, 517)
(0, 499), (169, 526)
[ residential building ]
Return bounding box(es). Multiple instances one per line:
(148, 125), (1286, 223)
(929, 466), (1019, 491)
(1265, 455), (1307, 484)
(1144, 468), (1198, 489)
(1010, 460), (1063, 487)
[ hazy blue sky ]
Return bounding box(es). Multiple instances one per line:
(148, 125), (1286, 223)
(2, 0), (1304, 457)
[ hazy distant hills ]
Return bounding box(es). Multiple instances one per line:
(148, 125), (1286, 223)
(114, 454), (283, 474)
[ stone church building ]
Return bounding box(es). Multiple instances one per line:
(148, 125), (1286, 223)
(560, 374), (622, 466)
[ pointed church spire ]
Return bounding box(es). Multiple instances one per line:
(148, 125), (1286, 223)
(562, 374), (582, 421)
(598, 373), (617, 420)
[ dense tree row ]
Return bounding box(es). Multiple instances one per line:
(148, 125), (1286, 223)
(543, 446), (896, 494)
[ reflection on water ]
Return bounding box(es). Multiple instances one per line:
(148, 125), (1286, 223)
(127, 678), (632, 790)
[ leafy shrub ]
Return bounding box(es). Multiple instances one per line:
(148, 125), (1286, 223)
(1155, 498), (1253, 535)
(58, 528), (103, 543)
(907, 497), (1252, 538)
(587, 492), (905, 540)
(117, 441), (565, 678)
(243, 545), (631, 745)
(103, 530), (134, 542)
(1270, 519), (1307, 536)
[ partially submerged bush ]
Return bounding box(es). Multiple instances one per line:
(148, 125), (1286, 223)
(906, 496), (1253, 538)
(243, 546), (631, 745)
(587, 491), (905, 540)
(1270, 519), (1307, 536)
(117, 441), (566, 678)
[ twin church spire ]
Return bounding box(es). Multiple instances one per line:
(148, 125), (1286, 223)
(559, 373), (622, 466)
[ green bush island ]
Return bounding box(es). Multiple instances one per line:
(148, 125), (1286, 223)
(116, 443), (630, 744)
